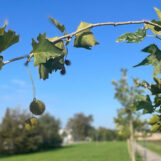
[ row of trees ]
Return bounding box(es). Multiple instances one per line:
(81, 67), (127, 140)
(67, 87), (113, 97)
(0, 108), (130, 155)
(66, 113), (125, 141)
(0, 108), (62, 154)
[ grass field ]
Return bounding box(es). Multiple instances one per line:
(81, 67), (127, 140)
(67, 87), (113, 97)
(138, 140), (161, 156)
(0, 142), (142, 161)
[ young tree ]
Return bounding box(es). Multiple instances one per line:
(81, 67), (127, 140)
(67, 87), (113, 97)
(66, 113), (94, 141)
(114, 109), (148, 140)
(112, 69), (145, 161)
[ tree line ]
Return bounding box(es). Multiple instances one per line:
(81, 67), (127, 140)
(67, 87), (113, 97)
(0, 108), (126, 155)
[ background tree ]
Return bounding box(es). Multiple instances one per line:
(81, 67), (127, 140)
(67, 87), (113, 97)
(38, 113), (62, 149)
(91, 127), (123, 141)
(114, 108), (149, 138)
(112, 69), (145, 161)
(66, 113), (94, 141)
(0, 108), (62, 155)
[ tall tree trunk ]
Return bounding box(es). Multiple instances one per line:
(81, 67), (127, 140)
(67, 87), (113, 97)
(129, 114), (135, 161)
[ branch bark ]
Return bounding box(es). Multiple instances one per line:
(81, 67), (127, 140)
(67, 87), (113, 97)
(3, 20), (161, 65)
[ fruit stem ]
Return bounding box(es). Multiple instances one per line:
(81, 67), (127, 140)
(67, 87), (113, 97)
(27, 66), (36, 99)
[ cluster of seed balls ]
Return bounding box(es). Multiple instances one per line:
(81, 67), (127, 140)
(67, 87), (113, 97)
(25, 99), (45, 130)
(25, 60), (71, 130)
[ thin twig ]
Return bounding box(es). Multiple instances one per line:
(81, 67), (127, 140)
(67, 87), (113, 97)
(3, 55), (28, 65)
(27, 66), (36, 99)
(155, 35), (161, 41)
(3, 20), (161, 65)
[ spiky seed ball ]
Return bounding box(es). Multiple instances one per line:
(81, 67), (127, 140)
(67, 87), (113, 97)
(30, 99), (45, 115)
(65, 59), (71, 66)
(25, 117), (39, 131)
(60, 68), (66, 75)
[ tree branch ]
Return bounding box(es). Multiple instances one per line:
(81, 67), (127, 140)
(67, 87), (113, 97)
(3, 55), (28, 65)
(3, 20), (161, 65)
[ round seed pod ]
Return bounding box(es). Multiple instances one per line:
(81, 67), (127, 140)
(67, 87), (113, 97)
(30, 99), (45, 115)
(25, 117), (39, 131)
(65, 59), (71, 66)
(60, 68), (66, 75)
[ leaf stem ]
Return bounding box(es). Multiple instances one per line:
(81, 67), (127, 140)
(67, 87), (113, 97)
(27, 66), (36, 99)
(155, 35), (161, 41)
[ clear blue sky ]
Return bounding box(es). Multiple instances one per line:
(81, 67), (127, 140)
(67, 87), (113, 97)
(0, 0), (160, 128)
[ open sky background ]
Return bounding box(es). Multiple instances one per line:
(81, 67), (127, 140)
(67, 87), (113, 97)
(0, 0), (161, 128)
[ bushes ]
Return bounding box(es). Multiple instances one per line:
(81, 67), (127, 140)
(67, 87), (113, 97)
(0, 108), (62, 154)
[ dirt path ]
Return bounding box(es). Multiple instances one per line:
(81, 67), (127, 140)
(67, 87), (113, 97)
(135, 143), (161, 161)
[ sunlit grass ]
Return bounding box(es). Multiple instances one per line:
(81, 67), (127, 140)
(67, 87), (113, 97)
(138, 140), (161, 156)
(0, 142), (142, 161)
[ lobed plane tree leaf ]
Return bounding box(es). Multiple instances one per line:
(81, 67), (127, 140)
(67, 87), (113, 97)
(144, 8), (161, 35)
(38, 56), (64, 80)
(74, 22), (99, 49)
(154, 7), (161, 21)
(134, 44), (161, 76)
(32, 33), (66, 80)
(0, 20), (7, 35)
(145, 20), (161, 35)
(135, 95), (154, 113)
(32, 33), (65, 66)
(49, 17), (65, 33)
(116, 28), (146, 43)
(0, 30), (19, 53)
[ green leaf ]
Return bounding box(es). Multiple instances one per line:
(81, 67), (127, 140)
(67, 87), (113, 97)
(48, 36), (67, 55)
(150, 84), (161, 95)
(39, 63), (50, 80)
(134, 44), (161, 76)
(32, 33), (65, 66)
(149, 77), (161, 95)
(0, 30), (19, 53)
(154, 77), (161, 85)
(32, 34), (67, 80)
(116, 28), (146, 43)
(49, 17), (65, 33)
(0, 20), (7, 35)
(154, 95), (161, 107)
(145, 20), (161, 35)
(0, 55), (3, 70)
(74, 22), (99, 49)
(154, 7), (161, 21)
(149, 114), (160, 125)
(135, 95), (154, 113)
(38, 56), (64, 80)
(151, 123), (161, 132)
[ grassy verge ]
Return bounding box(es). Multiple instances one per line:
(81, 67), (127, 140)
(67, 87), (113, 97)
(136, 153), (143, 161)
(0, 142), (131, 161)
(138, 140), (161, 156)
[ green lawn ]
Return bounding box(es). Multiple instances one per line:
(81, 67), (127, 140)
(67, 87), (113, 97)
(138, 140), (161, 156)
(0, 142), (141, 161)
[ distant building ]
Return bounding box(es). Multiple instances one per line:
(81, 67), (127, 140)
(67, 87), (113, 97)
(59, 129), (92, 144)
(59, 129), (74, 144)
(137, 133), (161, 141)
